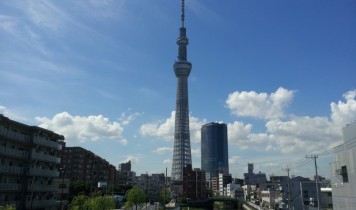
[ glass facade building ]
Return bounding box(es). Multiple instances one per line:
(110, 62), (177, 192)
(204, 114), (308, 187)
(201, 122), (229, 185)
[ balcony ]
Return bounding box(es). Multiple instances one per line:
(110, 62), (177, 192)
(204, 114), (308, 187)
(0, 165), (24, 174)
(29, 168), (59, 177)
(0, 146), (28, 159)
(26, 199), (58, 208)
(33, 136), (62, 150)
(31, 151), (60, 163)
(28, 184), (57, 191)
(0, 126), (30, 143)
(0, 183), (22, 191)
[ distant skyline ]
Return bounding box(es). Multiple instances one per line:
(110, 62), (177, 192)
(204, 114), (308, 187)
(0, 0), (355, 179)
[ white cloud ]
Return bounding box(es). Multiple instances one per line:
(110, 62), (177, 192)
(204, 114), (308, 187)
(140, 112), (175, 141)
(27, 0), (65, 32)
(229, 156), (240, 165)
(120, 111), (142, 126)
(0, 15), (17, 34)
(331, 89), (356, 126)
(163, 159), (172, 164)
(152, 147), (173, 155)
(140, 111), (207, 143)
(35, 112), (125, 144)
(120, 156), (140, 165)
(265, 116), (341, 154)
(227, 121), (253, 149)
(226, 90), (356, 155)
(226, 87), (294, 120)
(191, 148), (201, 157)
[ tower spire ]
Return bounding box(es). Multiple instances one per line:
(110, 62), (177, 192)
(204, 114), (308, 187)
(181, 0), (185, 27)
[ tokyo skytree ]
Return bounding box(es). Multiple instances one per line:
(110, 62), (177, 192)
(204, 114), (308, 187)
(171, 0), (192, 182)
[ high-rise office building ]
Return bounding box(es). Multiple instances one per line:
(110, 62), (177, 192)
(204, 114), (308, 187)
(171, 0), (192, 183)
(201, 122), (229, 186)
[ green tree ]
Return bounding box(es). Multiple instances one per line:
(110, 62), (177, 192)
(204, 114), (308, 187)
(70, 194), (115, 210)
(159, 187), (171, 205)
(125, 186), (146, 210)
(87, 196), (116, 210)
(0, 204), (15, 210)
(70, 194), (90, 210)
(69, 180), (88, 200)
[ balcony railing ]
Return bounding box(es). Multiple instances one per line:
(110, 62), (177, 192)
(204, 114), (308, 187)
(0, 165), (24, 174)
(28, 184), (57, 191)
(29, 168), (59, 177)
(26, 199), (58, 208)
(0, 126), (30, 143)
(31, 151), (60, 163)
(0, 146), (28, 159)
(33, 136), (62, 150)
(0, 183), (22, 191)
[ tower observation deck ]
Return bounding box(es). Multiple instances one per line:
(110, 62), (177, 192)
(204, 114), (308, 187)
(171, 0), (192, 183)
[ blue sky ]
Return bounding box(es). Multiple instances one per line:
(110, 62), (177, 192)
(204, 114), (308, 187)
(1, 0), (355, 179)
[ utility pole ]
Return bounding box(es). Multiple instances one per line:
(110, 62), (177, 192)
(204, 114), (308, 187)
(282, 166), (291, 210)
(146, 172), (148, 210)
(306, 155), (320, 210)
(164, 167), (167, 210)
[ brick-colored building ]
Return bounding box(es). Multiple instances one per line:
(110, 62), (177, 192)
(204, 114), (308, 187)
(60, 147), (116, 190)
(182, 164), (207, 200)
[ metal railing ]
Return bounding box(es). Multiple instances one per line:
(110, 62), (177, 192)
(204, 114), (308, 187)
(28, 184), (57, 191)
(0, 183), (22, 191)
(33, 136), (62, 150)
(0, 146), (28, 159)
(31, 151), (60, 163)
(0, 165), (24, 174)
(0, 126), (30, 143)
(26, 199), (58, 208)
(29, 168), (59, 177)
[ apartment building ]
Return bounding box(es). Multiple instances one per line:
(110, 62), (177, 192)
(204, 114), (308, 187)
(0, 114), (64, 210)
(182, 164), (207, 200)
(135, 173), (165, 202)
(60, 147), (117, 190)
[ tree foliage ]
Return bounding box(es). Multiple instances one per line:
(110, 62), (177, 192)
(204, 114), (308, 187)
(70, 194), (90, 210)
(86, 196), (116, 210)
(159, 187), (171, 204)
(125, 186), (146, 210)
(69, 180), (88, 200)
(0, 205), (15, 210)
(70, 194), (115, 210)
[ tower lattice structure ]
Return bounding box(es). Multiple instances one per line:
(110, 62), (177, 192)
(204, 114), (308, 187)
(171, 0), (192, 182)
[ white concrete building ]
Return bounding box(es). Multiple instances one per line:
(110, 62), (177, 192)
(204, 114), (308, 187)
(330, 121), (356, 210)
(227, 183), (244, 198)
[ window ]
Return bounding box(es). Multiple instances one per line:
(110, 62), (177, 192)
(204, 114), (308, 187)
(341, 165), (348, 183)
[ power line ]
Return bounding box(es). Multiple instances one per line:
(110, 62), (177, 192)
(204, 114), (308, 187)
(318, 136), (356, 156)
